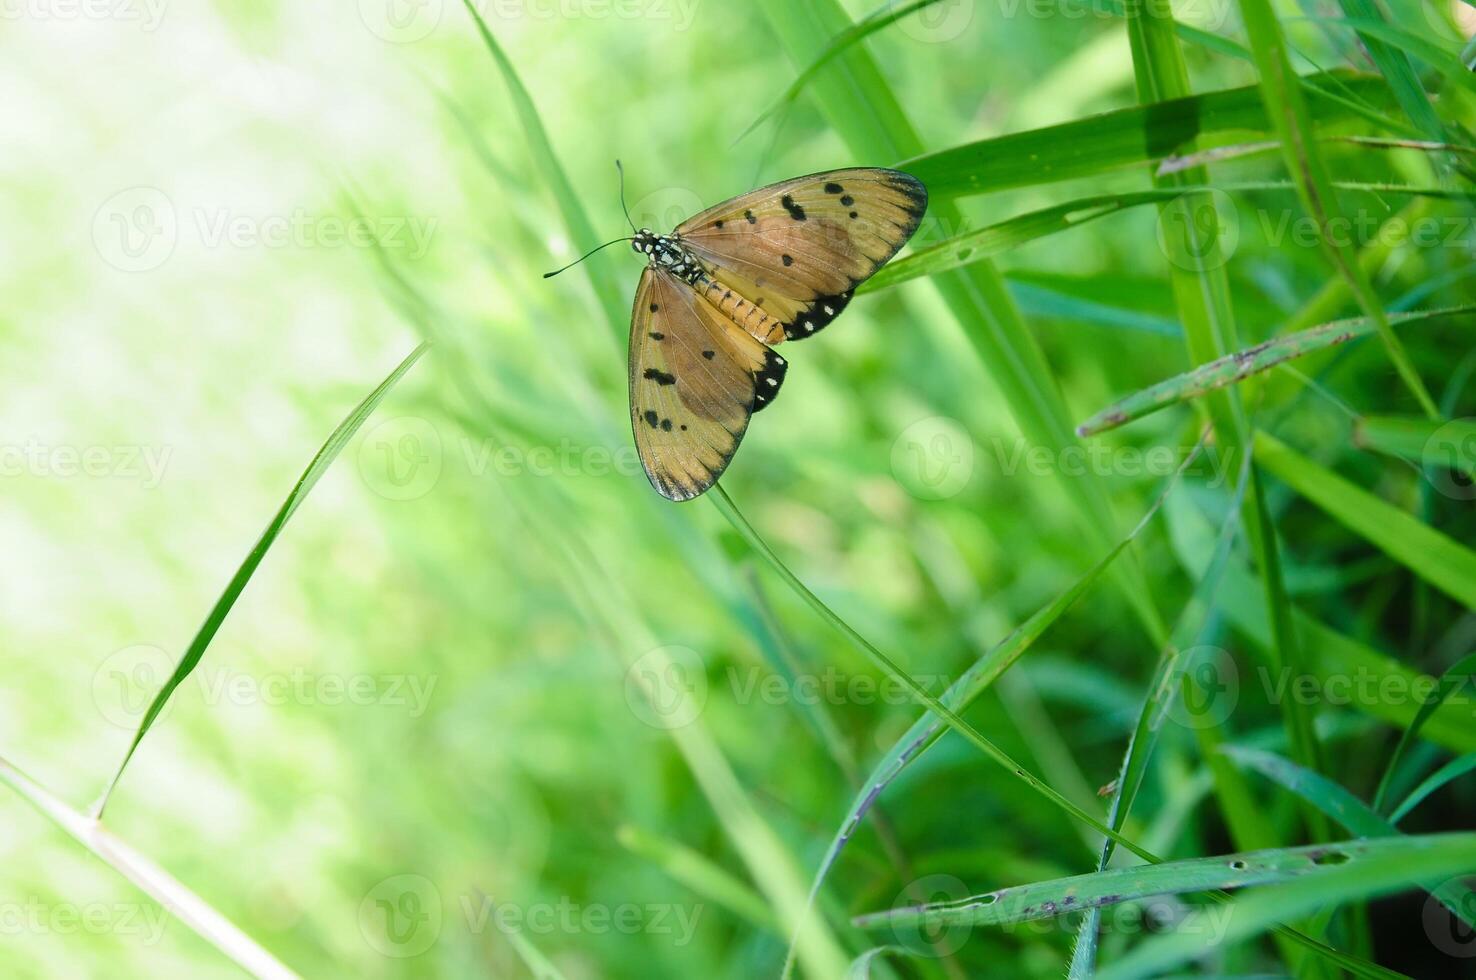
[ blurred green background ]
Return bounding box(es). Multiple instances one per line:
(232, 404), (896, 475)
(3, 0), (1476, 977)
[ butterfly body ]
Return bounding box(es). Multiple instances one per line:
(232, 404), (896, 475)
(617, 168), (926, 501)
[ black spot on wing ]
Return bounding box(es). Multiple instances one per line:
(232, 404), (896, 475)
(824, 182), (844, 194)
(781, 194), (807, 221)
(782, 288), (855, 341)
(643, 409), (659, 428)
(750, 348), (788, 413)
(643, 368), (677, 386)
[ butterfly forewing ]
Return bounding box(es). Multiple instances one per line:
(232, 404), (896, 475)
(675, 168), (926, 341)
(630, 267), (787, 500)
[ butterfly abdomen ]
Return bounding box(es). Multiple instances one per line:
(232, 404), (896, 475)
(697, 273), (785, 345)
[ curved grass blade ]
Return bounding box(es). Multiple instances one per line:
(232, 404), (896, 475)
(1221, 746), (1476, 929)
(94, 342), (430, 817)
(1, 755), (300, 978)
(1392, 751), (1476, 824)
(460, 0), (625, 338)
(847, 946), (917, 978)
(1071, 447), (1251, 978)
(1095, 835), (1476, 980)
(901, 73), (1394, 199)
(1077, 307), (1475, 437)
(776, 443), (1201, 979)
(1157, 135), (1476, 176)
(1239, 0), (1440, 417)
(1254, 431), (1476, 611)
(861, 184), (1465, 294)
(616, 825), (776, 931)
(1294, 15), (1476, 100)
(1373, 652), (1476, 814)
(854, 835), (1467, 931)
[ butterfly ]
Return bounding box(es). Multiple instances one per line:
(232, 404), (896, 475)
(548, 167), (927, 501)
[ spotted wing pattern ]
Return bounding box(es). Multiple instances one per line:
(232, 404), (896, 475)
(629, 267), (787, 501)
(675, 168), (927, 343)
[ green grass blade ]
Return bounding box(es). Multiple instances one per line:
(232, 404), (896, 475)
(1166, 495), (1476, 752)
(616, 825), (777, 931)
(1295, 15), (1476, 100)
(863, 184), (1463, 293)
(1078, 308), (1474, 436)
(0, 756), (300, 978)
(1391, 751), (1476, 824)
(1354, 415), (1476, 477)
(1238, 0), (1440, 417)
(1222, 745), (1476, 929)
(1328, 4), (1450, 145)
(902, 73), (1394, 199)
(94, 342), (430, 817)
(460, 0), (626, 337)
(1254, 431), (1476, 610)
(854, 835), (1470, 931)
(1095, 835), (1476, 979)
(1373, 651), (1476, 813)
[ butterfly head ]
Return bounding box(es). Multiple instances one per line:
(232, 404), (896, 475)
(633, 229), (702, 283)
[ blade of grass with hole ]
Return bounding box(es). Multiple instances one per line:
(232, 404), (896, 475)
(1077, 307), (1475, 436)
(1254, 431), (1476, 610)
(1222, 745), (1476, 928)
(94, 341), (430, 817)
(0, 755), (300, 979)
(1095, 833), (1476, 980)
(855, 835), (1472, 931)
(1239, 0), (1440, 417)
(900, 73), (1394, 199)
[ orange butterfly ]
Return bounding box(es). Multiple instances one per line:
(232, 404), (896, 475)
(548, 167), (927, 500)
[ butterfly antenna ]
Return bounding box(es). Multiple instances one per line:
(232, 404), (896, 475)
(616, 159), (637, 233)
(542, 237), (634, 279)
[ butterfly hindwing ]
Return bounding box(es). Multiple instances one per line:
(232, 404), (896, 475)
(629, 267), (787, 500)
(675, 168), (926, 341)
